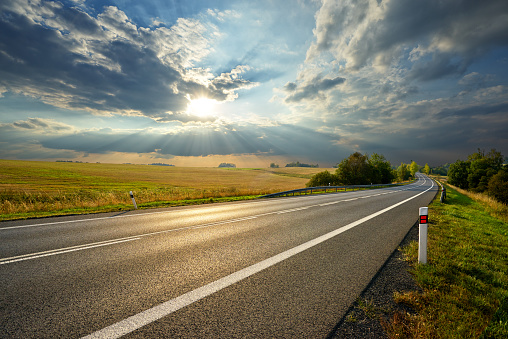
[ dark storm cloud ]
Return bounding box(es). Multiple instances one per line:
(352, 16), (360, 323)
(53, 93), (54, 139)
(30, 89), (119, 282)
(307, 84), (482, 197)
(0, 0), (256, 122)
(408, 53), (469, 82)
(308, 0), (508, 74)
(319, 91), (508, 166)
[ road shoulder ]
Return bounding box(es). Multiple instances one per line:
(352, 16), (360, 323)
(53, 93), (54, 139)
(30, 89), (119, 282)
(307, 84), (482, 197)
(327, 222), (421, 338)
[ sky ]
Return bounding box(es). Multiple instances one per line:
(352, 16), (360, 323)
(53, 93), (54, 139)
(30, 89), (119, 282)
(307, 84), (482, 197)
(1, 0), (507, 168)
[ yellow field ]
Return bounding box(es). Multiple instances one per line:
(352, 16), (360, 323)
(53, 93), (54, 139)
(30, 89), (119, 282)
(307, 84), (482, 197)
(0, 159), (329, 220)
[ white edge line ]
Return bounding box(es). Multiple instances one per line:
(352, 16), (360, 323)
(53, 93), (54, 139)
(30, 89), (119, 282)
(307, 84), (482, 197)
(83, 176), (434, 339)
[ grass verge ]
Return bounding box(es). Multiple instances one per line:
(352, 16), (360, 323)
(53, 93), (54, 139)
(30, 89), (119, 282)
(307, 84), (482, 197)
(0, 195), (260, 221)
(385, 183), (508, 338)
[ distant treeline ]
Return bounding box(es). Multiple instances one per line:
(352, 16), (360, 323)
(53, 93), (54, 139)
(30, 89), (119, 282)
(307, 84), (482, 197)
(150, 163), (175, 166)
(430, 163), (450, 176)
(285, 161), (319, 168)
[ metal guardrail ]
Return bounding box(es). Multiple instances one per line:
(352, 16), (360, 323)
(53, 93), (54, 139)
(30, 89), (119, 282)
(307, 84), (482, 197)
(434, 179), (447, 203)
(258, 183), (404, 199)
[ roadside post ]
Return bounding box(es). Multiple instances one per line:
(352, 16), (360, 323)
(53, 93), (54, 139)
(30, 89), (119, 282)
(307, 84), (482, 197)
(419, 207), (428, 264)
(129, 191), (138, 210)
(439, 182), (446, 203)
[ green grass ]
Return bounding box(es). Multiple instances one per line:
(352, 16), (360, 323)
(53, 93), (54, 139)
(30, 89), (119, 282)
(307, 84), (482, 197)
(0, 159), (329, 220)
(386, 184), (508, 338)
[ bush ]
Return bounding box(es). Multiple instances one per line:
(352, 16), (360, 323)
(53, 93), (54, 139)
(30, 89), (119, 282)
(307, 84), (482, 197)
(306, 171), (338, 187)
(487, 169), (508, 204)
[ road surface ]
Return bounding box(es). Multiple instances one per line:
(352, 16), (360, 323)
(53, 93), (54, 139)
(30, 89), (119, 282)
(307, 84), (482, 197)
(0, 174), (436, 338)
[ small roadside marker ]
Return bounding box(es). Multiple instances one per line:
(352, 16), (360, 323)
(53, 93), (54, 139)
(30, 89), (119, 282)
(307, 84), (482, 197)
(129, 191), (138, 210)
(419, 207), (428, 264)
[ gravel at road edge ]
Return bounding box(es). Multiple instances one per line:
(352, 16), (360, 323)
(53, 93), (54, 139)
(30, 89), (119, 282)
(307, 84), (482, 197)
(326, 222), (422, 338)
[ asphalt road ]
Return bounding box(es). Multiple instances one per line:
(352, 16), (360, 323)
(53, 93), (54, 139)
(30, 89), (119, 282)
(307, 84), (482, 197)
(0, 174), (436, 338)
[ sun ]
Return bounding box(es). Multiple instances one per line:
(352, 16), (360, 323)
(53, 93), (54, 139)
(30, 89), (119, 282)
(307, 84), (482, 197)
(186, 97), (218, 118)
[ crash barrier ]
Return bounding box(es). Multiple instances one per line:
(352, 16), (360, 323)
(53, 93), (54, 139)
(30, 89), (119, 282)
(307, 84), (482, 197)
(258, 182), (404, 199)
(434, 179), (446, 203)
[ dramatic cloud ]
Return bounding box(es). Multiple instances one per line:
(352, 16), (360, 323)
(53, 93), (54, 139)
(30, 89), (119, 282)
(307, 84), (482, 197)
(1, 1), (507, 167)
(307, 0), (508, 74)
(277, 0), (508, 164)
(0, 0), (257, 122)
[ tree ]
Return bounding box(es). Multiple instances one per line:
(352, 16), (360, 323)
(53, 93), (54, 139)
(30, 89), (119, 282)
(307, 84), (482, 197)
(269, 163), (279, 168)
(423, 163), (430, 175)
(335, 152), (372, 185)
(448, 160), (470, 189)
(306, 170), (338, 187)
(409, 161), (419, 177)
(397, 163), (411, 181)
(369, 153), (395, 184)
(467, 148), (503, 192)
(218, 163), (236, 168)
(307, 152), (394, 187)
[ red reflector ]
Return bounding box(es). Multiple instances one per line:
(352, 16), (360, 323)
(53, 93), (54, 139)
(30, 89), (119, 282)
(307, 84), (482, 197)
(420, 215), (428, 224)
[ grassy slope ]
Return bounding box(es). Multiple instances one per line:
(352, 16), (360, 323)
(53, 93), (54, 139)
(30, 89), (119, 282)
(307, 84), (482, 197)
(386, 183), (508, 338)
(0, 159), (329, 220)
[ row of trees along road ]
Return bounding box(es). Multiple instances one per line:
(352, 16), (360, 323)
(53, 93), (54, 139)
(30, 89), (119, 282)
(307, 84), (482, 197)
(306, 152), (420, 187)
(448, 148), (508, 204)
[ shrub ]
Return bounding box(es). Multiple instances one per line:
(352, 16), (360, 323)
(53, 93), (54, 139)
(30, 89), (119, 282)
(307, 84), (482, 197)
(306, 170), (338, 187)
(487, 169), (508, 204)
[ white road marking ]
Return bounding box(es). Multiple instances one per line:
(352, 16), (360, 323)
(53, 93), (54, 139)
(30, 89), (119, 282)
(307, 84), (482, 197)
(0, 179), (425, 231)
(1, 177), (430, 265)
(318, 201), (340, 206)
(0, 238), (140, 265)
(83, 177), (434, 339)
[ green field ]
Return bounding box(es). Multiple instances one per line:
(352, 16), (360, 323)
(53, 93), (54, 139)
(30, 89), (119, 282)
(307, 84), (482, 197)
(0, 159), (329, 220)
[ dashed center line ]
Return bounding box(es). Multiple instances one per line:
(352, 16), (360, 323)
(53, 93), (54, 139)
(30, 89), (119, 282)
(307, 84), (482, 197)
(0, 238), (140, 265)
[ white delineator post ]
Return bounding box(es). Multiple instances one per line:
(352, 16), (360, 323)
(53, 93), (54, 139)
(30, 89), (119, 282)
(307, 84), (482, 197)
(129, 191), (138, 210)
(419, 207), (428, 264)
